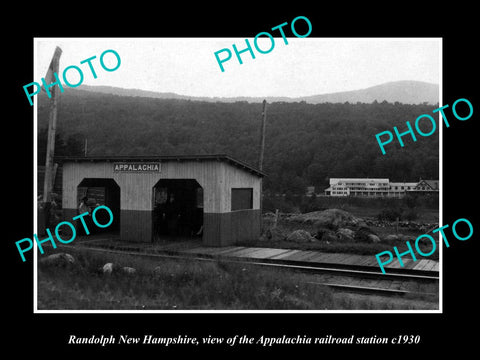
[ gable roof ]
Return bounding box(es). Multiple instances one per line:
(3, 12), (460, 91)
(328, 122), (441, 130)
(55, 154), (266, 178)
(415, 179), (439, 190)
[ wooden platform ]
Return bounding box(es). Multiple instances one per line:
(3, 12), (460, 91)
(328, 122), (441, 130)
(76, 235), (439, 275)
(178, 245), (439, 274)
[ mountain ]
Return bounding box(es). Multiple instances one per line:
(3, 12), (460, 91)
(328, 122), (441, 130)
(302, 81), (439, 105)
(78, 80), (439, 105)
(76, 85), (293, 103)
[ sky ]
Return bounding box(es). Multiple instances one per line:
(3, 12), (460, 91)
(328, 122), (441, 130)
(34, 37), (441, 98)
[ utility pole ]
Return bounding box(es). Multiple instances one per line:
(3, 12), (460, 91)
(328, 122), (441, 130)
(258, 99), (267, 171)
(43, 46), (62, 204)
(258, 100), (267, 232)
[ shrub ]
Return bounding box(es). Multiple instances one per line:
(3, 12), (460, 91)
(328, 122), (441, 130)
(354, 226), (379, 243)
(377, 208), (402, 222)
(402, 208), (419, 221)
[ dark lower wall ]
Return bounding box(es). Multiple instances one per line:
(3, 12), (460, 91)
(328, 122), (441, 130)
(63, 207), (124, 238)
(63, 208), (81, 236)
(64, 208), (151, 242)
(63, 208), (260, 246)
(203, 209), (261, 246)
(63, 208), (77, 223)
(121, 209), (152, 242)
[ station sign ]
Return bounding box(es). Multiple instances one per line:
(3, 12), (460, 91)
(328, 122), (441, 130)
(113, 162), (161, 172)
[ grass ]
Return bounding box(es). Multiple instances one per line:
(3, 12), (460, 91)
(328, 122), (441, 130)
(37, 247), (333, 310)
(37, 247), (437, 310)
(339, 204), (439, 224)
(265, 194), (439, 223)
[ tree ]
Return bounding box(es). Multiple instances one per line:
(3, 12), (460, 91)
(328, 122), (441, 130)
(38, 129), (67, 164)
(65, 133), (85, 156)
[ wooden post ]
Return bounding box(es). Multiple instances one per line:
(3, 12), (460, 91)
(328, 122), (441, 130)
(42, 46), (62, 204)
(258, 99), (267, 171)
(258, 100), (267, 237)
(273, 209), (279, 229)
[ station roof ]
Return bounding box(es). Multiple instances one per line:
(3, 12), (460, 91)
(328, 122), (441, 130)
(55, 154), (266, 178)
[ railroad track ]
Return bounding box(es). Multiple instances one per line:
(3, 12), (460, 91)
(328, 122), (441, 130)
(47, 242), (439, 299)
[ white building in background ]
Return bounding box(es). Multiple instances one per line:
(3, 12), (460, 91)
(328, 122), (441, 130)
(413, 179), (439, 193)
(323, 178), (438, 197)
(388, 181), (418, 197)
(325, 178), (389, 197)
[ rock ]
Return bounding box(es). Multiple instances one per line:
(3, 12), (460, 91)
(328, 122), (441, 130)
(102, 263), (114, 274)
(356, 219), (368, 228)
(354, 226), (379, 243)
(40, 253), (75, 267)
(384, 234), (414, 242)
(367, 234), (381, 243)
(315, 227), (338, 242)
(384, 234), (399, 242)
(286, 229), (315, 243)
(101, 263), (136, 275)
(336, 228), (355, 242)
(122, 267), (136, 275)
(322, 231), (338, 242)
(397, 234), (414, 242)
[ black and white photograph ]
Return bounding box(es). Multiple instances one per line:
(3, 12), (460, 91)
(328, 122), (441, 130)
(6, 6), (479, 356)
(33, 37), (441, 312)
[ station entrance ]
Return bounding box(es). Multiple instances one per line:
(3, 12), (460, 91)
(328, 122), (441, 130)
(77, 178), (120, 234)
(152, 179), (203, 242)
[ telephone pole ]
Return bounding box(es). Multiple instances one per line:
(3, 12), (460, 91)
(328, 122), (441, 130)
(258, 99), (267, 171)
(43, 46), (62, 204)
(258, 100), (267, 226)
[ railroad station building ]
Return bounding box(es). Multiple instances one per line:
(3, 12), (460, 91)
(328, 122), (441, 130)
(57, 155), (265, 246)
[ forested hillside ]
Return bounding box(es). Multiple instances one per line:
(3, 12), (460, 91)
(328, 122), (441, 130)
(37, 89), (439, 193)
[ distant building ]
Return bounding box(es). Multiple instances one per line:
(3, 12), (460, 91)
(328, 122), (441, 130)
(411, 179), (439, 193)
(388, 182), (418, 197)
(324, 178), (389, 197)
(324, 178), (438, 197)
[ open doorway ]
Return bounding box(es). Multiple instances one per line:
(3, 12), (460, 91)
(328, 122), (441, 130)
(77, 178), (120, 235)
(152, 179), (203, 242)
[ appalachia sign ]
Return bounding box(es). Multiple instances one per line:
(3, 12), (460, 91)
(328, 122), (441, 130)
(113, 163), (161, 172)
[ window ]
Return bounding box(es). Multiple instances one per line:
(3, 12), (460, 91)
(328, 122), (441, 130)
(231, 188), (253, 211)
